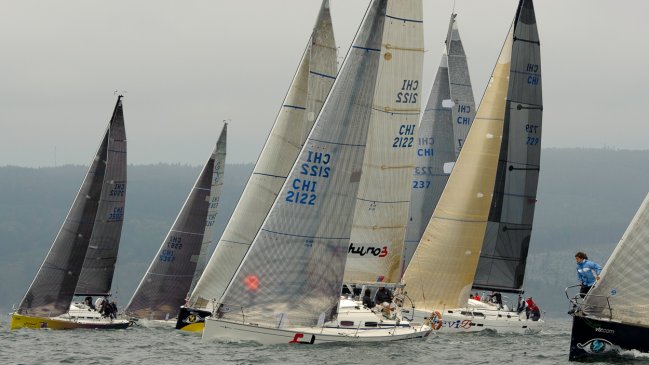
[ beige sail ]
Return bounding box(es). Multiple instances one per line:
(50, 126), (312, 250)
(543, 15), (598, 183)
(402, 27), (514, 310)
(343, 0), (424, 284)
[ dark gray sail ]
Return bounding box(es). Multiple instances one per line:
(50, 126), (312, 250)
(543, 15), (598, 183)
(218, 0), (386, 326)
(403, 13), (475, 269)
(17, 96), (126, 317)
(125, 125), (226, 320)
(74, 98), (127, 296)
(473, 0), (542, 293)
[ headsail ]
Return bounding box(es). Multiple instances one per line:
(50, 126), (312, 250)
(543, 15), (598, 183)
(403, 13), (475, 269)
(125, 124), (227, 320)
(188, 0), (337, 309)
(219, 0), (410, 326)
(583, 193), (649, 323)
(17, 96), (126, 316)
(404, 0), (540, 310)
(342, 0), (424, 285)
(472, 0), (542, 294)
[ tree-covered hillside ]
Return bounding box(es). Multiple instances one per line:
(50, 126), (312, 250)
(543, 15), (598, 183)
(1, 148), (648, 316)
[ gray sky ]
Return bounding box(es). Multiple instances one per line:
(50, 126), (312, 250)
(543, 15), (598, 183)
(1, 0), (647, 167)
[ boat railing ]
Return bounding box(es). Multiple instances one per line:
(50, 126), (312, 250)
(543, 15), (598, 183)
(564, 284), (613, 319)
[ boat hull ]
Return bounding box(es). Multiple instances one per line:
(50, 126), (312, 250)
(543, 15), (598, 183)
(10, 313), (130, 330)
(203, 318), (432, 345)
(175, 306), (211, 332)
(569, 314), (649, 361)
(411, 307), (543, 334)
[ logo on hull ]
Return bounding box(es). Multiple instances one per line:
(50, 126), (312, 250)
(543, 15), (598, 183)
(576, 338), (620, 355)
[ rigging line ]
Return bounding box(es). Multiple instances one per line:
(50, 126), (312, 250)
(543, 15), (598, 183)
(508, 165), (540, 171)
(282, 104), (306, 110)
(385, 14), (423, 23)
(260, 228), (350, 241)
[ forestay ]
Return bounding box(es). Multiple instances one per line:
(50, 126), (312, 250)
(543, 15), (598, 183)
(343, 0), (424, 284)
(218, 0), (388, 326)
(125, 125), (227, 320)
(17, 97), (126, 317)
(473, 0), (542, 294)
(188, 0), (337, 309)
(584, 193), (649, 324)
(403, 13), (475, 269)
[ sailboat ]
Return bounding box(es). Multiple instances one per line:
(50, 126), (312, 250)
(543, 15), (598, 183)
(568, 193), (649, 360)
(403, 12), (476, 270)
(402, 0), (543, 334)
(176, 0), (337, 333)
(11, 96), (130, 330)
(124, 124), (227, 325)
(202, 0), (432, 345)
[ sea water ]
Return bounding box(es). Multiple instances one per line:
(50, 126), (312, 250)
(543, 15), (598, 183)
(1, 317), (647, 364)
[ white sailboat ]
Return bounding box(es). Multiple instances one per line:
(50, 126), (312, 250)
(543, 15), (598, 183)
(402, 0), (543, 334)
(177, 0), (337, 333)
(124, 124), (227, 326)
(202, 0), (432, 345)
(11, 96), (130, 330)
(568, 193), (649, 360)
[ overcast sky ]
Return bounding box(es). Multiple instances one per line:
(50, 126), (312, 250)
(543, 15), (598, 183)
(1, 0), (647, 167)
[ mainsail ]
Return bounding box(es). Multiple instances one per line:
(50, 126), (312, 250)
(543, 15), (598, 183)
(219, 0), (418, 326)
(17, 96), (126, 317)
(125, 124), (227, 320)
(403, 0), (540, 310)
(583, 193), (649, 323)
(403, 13), (475, 269)
(342, 0), (424, 285)
(188, 0), (336, 309)
(472, 0), (542, 294)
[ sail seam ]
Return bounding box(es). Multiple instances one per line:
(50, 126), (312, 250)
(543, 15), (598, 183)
(513, 36), (540, 45)
(432, 216), (486, 223)
(356, 197), (409, 204)
(252, 172), (287, 179)
(170, 230), (204, 236)
(220, 239), (251, 246)
(352, 45), (381, 53)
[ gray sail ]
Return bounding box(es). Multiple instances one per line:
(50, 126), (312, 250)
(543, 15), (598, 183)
(218, 0), (387, 327)
(403, 13), (475, 269)
(17, 96), (126, 317)
(473, 0), (542, 293)
(125, 125), (226, 320)
(74, 98), (127, 296)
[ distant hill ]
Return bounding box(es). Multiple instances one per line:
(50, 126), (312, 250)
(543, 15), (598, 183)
(1, 148), (648, 317)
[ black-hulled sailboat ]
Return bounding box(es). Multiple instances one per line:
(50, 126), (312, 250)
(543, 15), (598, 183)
(11, 96), (130, 330)
(124, 124), (227, 325)
(568, 193), (649, 360)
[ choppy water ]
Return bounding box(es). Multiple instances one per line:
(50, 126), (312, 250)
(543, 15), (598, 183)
(1, 316), (648, 364)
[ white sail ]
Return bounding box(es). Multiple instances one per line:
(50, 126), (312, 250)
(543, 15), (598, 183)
(402, 26), (514, 310)
(403, 13), (475, 269)
(188, 0), (337, 309)
(343, 0), (424, 284)
(584, 193), (649, 324)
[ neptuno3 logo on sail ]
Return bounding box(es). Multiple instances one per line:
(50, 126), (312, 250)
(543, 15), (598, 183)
(348, 243), (388, 257)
